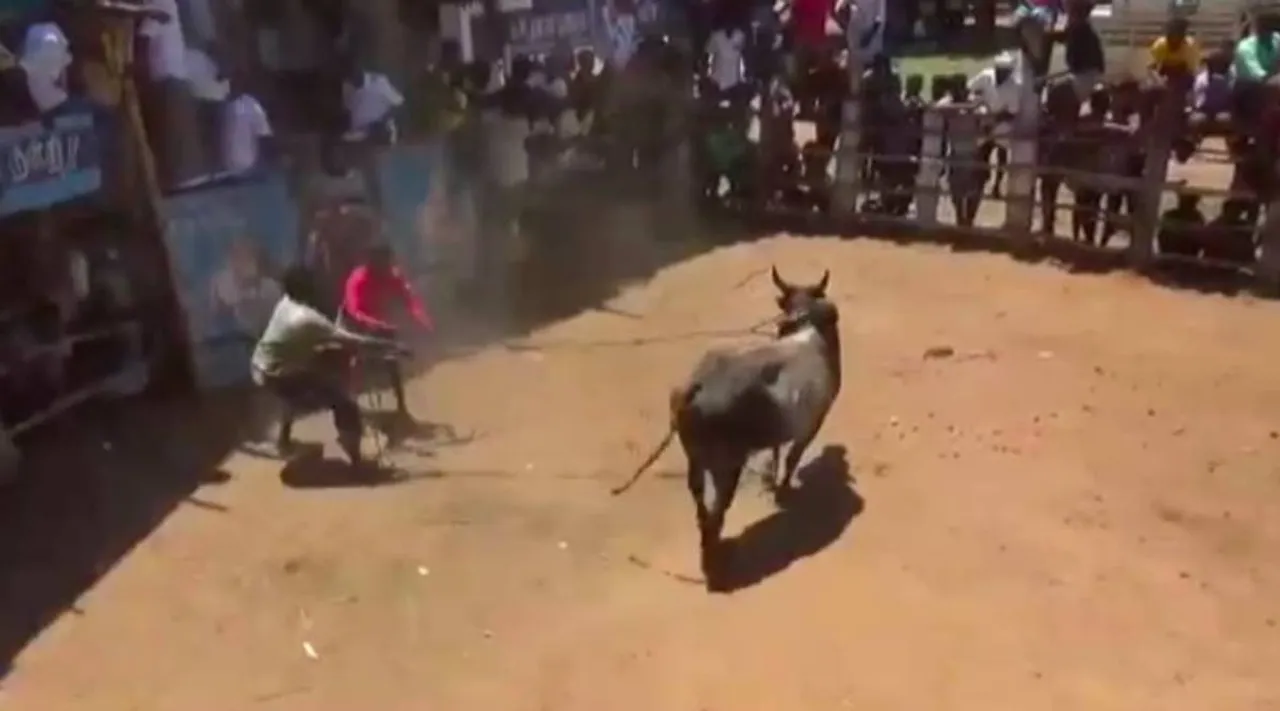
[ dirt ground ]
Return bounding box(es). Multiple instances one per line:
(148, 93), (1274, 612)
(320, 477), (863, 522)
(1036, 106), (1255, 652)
(4, 226), (1280, 710)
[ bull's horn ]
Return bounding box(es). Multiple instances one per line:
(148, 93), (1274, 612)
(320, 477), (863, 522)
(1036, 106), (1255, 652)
(771, 266), (788, 291)
(816, 270), (830, 293)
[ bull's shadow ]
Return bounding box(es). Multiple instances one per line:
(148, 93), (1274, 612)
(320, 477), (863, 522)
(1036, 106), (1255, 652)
(707, 445), (862, 593)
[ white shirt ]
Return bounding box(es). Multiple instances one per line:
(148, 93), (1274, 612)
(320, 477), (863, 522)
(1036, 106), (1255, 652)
(707, 29), (746, 90)
(185, 48), (229, 101)
(138, 0), (188, 80)
(221, 94), (273, 174)
(483, 109), (528, 187)
(342, 72), (404, 139)
(966, 67), (1020, 115)
(20, 23), (71, 112)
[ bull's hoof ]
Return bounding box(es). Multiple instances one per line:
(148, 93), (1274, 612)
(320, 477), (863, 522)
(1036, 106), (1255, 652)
(700, 543), (733, 592)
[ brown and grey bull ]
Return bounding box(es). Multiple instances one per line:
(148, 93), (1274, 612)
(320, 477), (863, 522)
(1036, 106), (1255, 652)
(611, 268), (843, 577)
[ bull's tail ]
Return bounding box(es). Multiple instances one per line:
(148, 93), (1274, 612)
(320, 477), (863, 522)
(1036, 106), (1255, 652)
(610, 387), (688, 496)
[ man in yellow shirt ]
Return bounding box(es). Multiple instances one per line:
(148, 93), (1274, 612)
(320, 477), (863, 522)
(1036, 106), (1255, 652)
(1149, 17), (1201, 79)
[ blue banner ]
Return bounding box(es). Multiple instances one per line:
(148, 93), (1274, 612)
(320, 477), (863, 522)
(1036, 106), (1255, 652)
(0, 108), (103, 215)
(160, 172), (300, 389)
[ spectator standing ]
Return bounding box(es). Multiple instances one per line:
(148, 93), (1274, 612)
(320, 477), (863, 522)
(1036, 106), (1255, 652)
(1190, 47), (1234, 140)
(1062, 1), (1105, 98)
(1234, 14), (1279, 84)
(705, 9), (748, 107)
(340, 56), (404, 143)
(220, 77), (274, 177)
(1148, 17), (1200, 83)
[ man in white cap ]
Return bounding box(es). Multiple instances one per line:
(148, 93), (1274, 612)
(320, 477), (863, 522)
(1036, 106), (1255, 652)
(967, 51), (1022, 195)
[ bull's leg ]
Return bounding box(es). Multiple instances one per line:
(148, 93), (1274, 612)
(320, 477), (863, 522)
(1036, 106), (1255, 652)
(686, 455), (711, 550)
(777, 430), (817, 497)
(705, 458), (746, 546)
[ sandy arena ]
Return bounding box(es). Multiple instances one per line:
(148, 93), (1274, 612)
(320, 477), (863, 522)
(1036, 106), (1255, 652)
(2, 225), (1280, 710)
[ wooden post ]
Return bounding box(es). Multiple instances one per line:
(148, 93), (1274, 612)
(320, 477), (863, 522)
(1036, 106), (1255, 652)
(1129, 87), (1178, 267)
(101, 12), (190, 386)
(914, 107), (945, 226)
(1002, 53), (1040, 244)
(947, 104), (982, 226)
(832, 39), (864, 216)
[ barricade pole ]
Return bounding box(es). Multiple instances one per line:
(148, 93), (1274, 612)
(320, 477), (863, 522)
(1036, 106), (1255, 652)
(832, 41), (864, 216)
(1002, 48), (1040, 245)
(915, 108), (946, 226)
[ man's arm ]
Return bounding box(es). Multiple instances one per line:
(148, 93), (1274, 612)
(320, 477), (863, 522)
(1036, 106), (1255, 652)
(342, 266), (395, 329)
(1234, 37), (1266, 81)
(392, 270), (433, 329)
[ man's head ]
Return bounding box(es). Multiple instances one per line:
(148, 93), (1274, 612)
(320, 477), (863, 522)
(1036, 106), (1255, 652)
(281, 264), (318, 306)
(1174, 192), (1201, 211)
(338, 53), (362, 83)
(1255, 13), (1278, 39)
(1165, 17), (1189, 46)
(1206, 46), (1232, 73)
(1067, 0), (1094, 24)
(575, 48), (596, 73)
(365, 244), (393, 273)
(994, 51), (1015, 84)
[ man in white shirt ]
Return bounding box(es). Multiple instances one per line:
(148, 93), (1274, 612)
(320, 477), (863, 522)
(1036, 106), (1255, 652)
(221, 80), (274, 176)
(706, 20), (748, 105)
(341, 57), (404, 143)
(967, 51), (1021, 145)
(967, 51), (1021, 196)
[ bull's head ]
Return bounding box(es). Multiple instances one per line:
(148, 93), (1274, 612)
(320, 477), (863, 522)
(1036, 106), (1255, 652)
(772, 266), (831, 335)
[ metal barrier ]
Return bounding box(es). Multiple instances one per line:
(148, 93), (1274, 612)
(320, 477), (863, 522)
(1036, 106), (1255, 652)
(729, 58), (1280, 293)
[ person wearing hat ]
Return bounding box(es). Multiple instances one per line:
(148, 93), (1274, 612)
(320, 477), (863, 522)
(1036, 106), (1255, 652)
(967, 51), (1021, 125)
(967, 52), (1022, 196)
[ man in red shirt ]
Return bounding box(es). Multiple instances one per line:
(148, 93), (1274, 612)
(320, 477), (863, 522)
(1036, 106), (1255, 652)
(790, 0), (837, 113)
(340, 245), (432, 417)
(793, 0), (836, 51)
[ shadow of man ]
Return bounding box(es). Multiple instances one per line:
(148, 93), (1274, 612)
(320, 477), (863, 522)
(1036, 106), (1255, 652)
(707, 444), (864, 593)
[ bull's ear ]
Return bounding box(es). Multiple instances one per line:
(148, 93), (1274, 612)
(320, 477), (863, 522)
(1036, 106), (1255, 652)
(771, 266), (788, 292)
(816, 270), (830, 295)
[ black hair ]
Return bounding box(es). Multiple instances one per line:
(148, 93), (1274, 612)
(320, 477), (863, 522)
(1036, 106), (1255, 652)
(281, 264), (317, 303)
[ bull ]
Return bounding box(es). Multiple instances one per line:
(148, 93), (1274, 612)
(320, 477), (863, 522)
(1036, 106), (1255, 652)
(612, 267), (843, 577)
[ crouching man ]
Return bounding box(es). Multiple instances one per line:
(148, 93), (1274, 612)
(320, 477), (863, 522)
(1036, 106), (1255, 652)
(252, 265), (405, 468)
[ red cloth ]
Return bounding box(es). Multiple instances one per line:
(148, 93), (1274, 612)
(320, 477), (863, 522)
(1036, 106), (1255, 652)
(793, 0), (835, 48)
(342, 265), (432, 331)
